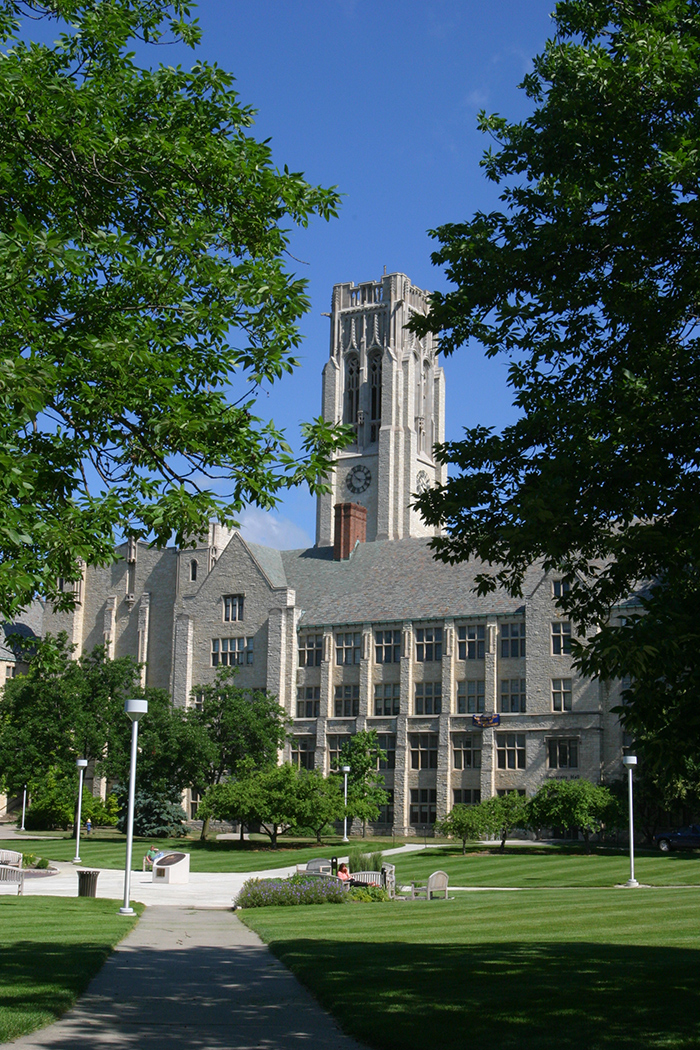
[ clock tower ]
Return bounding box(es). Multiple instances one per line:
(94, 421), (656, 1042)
(316, 272), (446, 546)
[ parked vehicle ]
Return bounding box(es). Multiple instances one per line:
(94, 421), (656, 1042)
(653, 825), (700, 852)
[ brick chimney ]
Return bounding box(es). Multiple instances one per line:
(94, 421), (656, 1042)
(334, 503), (367, 561)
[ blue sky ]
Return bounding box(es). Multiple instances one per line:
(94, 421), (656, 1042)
(30, 1), (559, 549)
(198, 0), (558, 547)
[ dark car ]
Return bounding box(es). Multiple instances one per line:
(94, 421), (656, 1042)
(653, 825), (700, 852)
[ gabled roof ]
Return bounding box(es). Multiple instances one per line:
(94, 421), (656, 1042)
(244, 542), (288, 590)
(280, 538), (533, 627)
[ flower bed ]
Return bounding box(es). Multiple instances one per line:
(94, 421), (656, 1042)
(235, 875), (348, 909)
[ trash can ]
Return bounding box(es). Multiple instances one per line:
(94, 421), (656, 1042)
(77, 870), (100, 897)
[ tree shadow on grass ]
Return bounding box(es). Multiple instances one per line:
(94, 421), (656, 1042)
(268, 938), (700, 1050)
(0, 941), (113, 1042)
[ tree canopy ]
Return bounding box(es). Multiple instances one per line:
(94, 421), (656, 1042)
(411, 0), (700, 774)
(0, 0), (346, 619)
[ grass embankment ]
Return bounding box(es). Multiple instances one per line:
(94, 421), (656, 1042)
(243, 889), (700, 1050)
(393, 844), (700, 887)
(0, 897), (142, 1043)
(13, 832), (405, 872)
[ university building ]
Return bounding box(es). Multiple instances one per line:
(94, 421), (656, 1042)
(41, 272), (628, 833)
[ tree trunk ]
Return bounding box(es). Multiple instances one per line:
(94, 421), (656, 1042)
(239, 821), (245, 841)
(462, 840), (467, 855)
(500, 828), (507, 851)
(316, 827), (323, 843)
(270, 826), (278, 848)
(200, 815), (210, 841)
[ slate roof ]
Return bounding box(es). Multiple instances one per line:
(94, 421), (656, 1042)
(279, 538), (536, 627)
(245, 542), (288, 590)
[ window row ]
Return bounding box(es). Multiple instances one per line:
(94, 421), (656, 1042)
(300, 621), (562, 667)
(291, 733), (580, 775)
(294, 678), (574, 718)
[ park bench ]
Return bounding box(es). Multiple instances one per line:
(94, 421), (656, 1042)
(410, 870), (449, 901)
(349, 870), (382, 886)
(0, 864), (24, 895)
(297, 857), (332, 875)
(0, 849), (22, 869)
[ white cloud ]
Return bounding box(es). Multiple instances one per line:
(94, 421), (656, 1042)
(237, 508), (313, 551)
(465, 88), (489, 110)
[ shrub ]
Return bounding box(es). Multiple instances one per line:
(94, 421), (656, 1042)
(235, 876), (348, 909)
(115, 789), (187, 837)
(347, 847), (383, 872)
(348, 885), (390, 903)
(36, 857), (49, 870)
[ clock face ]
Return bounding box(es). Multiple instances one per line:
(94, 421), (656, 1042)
(346, 465), (371, 494)
(416, 470), (431, 494)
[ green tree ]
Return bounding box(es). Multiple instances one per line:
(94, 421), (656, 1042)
(410, 0), (700, 775)
(339, 730), (389, 837)
(0, 634), (207, 833)
(187, 669), (290, 839)
(0, 634), (135, 795)
(436, 804), (488, 855)
(529, 780), (620, 851)
(294, 768), (345, 844)
(0, 0), (347, 620)
(201, 760), (302, 847)
(480, 792), (530, 852)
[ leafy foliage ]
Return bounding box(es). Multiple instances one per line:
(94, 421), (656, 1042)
(480, 793), (530, 852)
(410, 0), (700, 772)
(529, 780), (620, 850)
(293, 768), (344, 844)
(201, 760), (302, 847)
(436, 804), (489, 854)
(22, 768), (117, 830)
(339, 730), (388, 832)
(0, 0), (347, 619)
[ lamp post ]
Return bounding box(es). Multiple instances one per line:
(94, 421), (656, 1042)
(73, 759), (88, 863)
(622, 755), (639, 888)
(120, 698), (148, 916)
(341, 765), (351, 844)
(20, 784), (27, 832)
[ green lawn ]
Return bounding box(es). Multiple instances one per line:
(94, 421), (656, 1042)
(393, 844), (700, 887)
(14, 832), (404, 872)
(242, 888), (700, 1050)
(0, 897), (142, 1043)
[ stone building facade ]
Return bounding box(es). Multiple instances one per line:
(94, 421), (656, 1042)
(40, 271), (628, 834)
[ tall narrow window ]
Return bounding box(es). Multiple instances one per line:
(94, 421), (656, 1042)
(422, 360), (430, 450)
(345, 354), (360, 436)
(369, 353), (382, 442)
(190, 560), (198, 582)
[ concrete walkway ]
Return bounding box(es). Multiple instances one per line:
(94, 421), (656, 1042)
(3, 905), (365, 1050)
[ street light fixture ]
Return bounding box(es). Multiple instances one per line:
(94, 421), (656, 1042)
(622, 755), (639, 888)
(341, 765), (351, 844)
(120, 698), (148, 916)
(73, 759), (88, 864)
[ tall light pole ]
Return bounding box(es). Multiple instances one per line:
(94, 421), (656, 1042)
(20, 784), (27, 831)
(622, 754), (639, 888)
(120, 698), (148, 916)
(342, 765), (351, 844)
(73, 759), (88, 864)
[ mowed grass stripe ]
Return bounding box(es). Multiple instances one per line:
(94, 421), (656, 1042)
(13, 834), (403, 872)
(393, 846), (700, 886)
(242, 890), (700, 1050)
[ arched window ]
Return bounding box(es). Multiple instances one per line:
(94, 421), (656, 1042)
(190, 560), (198, 582)
(369, 353), (382, 442)
(344, 354), (360, 436)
